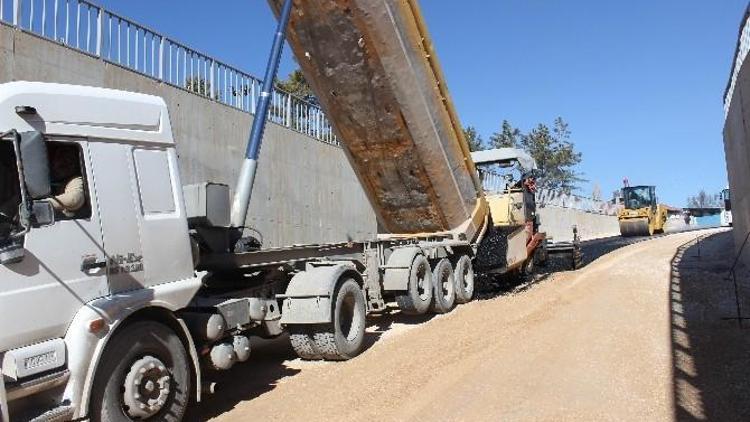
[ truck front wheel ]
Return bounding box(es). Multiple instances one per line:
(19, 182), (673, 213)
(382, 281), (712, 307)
(90, 321), (191, 422)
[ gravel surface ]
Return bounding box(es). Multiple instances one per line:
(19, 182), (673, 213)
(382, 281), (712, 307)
(186, 228), (744, 422)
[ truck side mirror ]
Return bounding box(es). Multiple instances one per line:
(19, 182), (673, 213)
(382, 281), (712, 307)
(20, 131), (51, 200)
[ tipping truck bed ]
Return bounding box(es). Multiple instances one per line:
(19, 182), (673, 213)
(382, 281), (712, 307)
(269, 0), (486, 241)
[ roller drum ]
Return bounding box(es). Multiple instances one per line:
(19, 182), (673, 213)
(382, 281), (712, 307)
(619, 218), (653, 237)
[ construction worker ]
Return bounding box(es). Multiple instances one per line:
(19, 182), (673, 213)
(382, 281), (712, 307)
(47, 144), (84, 218)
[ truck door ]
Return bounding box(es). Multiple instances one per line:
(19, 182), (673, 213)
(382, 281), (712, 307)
(0, 139), (108, 351)
(89, 141), (193, 293)
(87, 141), (145, 293)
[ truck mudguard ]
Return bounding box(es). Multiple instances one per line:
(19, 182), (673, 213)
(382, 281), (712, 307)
(382, 246), (423, 291)
(63, 277), (204, 419)
(280, 262), (360, 325)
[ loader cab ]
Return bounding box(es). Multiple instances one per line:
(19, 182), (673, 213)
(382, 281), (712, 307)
(622, 185), (656, 211)
(471, 148), (538, 227)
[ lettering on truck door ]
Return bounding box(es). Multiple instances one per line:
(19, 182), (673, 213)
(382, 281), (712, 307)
(88, 141), (145, 293)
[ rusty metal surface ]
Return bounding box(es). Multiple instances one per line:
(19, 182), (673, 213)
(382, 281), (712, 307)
(269, 0), (483, 239)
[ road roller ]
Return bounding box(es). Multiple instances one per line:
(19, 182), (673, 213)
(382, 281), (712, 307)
(618, 185), (668, 236)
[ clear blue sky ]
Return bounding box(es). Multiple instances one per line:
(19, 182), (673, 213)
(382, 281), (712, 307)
(97, 1), (747, 206)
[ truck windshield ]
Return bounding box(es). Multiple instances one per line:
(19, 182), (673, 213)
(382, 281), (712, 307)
(0, 141), (21, 239)
(477, 163), (524, 194)
(623, 186), (653, 210)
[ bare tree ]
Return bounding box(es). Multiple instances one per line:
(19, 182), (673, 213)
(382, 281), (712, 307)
(687, 189), (720, 208)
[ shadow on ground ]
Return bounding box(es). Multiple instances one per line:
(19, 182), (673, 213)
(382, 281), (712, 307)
(669, 230), (750, 421)
(184, 334), (300, 421)
(185, 308), (437, 420)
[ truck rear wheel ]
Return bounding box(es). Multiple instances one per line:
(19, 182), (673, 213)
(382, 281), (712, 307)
(289, 326), (322, 360)
(90, 321), (190, 422)
(431, 258), (456, 313)
(453, 255), (474, 304)
(311, 278), (367, 360)
(395, 254), (433, 315)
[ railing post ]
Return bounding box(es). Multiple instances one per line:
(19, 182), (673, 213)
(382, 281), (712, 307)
(53, 0), (58, 40)
(12, 0), (20, 26)
(209, 59), (215, 99)
(65, 0), (69, 45)
(251, 80), (256, 114)
(159, 36), (165, 81)
(75, 1), (80, 48)
(41, 0), (46, 35)
(95, 6), (103, 56)
(285, 94), (292, 127)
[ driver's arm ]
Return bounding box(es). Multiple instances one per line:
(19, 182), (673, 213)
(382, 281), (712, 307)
(49, 176), (85, 216)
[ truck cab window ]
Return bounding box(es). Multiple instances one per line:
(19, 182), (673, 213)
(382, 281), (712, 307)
(0, 141), (21, 237)
(46, 142), (91, 220)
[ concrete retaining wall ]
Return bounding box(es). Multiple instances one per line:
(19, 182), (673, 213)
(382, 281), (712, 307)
(724, 13), (750, 268)
(538, 206), (620, 242)
(0, 23), (377, 247)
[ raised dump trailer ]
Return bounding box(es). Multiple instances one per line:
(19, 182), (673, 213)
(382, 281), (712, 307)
(0, 1), (546, 420)
(268, 0), (487, 240)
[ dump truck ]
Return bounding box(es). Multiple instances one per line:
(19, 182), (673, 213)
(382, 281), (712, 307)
(618, 185), (668, 236)
(0, 1), (551, 420)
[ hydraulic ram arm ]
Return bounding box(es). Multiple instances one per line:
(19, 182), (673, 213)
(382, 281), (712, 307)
(230, 0), (294, 228)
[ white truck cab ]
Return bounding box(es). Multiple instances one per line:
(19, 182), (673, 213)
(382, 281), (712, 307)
(0, 82), (203, 421)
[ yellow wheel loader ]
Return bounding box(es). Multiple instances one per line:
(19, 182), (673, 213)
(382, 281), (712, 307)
(618, 185), (668, 236)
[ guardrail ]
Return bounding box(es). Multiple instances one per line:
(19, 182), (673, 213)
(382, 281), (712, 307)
(0, 0), (338, 145)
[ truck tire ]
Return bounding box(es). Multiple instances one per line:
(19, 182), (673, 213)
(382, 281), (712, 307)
(395, 254), (433, 315)
(310, 278), (367, 360)
(431, 258), (456, 313)
(453, 255), (475, 304)
(90, 321), (190, 422)
(289, 326), (322, 360)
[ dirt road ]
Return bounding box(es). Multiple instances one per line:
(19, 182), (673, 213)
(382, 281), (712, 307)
(189, 229), (749, 421)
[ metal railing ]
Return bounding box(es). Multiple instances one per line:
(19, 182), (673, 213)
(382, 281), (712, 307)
(0, 0), (338, 145)
(536, 189), (620, 216)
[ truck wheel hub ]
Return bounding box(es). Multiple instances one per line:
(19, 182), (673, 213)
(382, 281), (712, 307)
(123, 355), (172, 419)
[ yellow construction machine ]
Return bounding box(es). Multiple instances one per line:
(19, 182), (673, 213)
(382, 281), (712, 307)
(618, 185), (668, 236)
